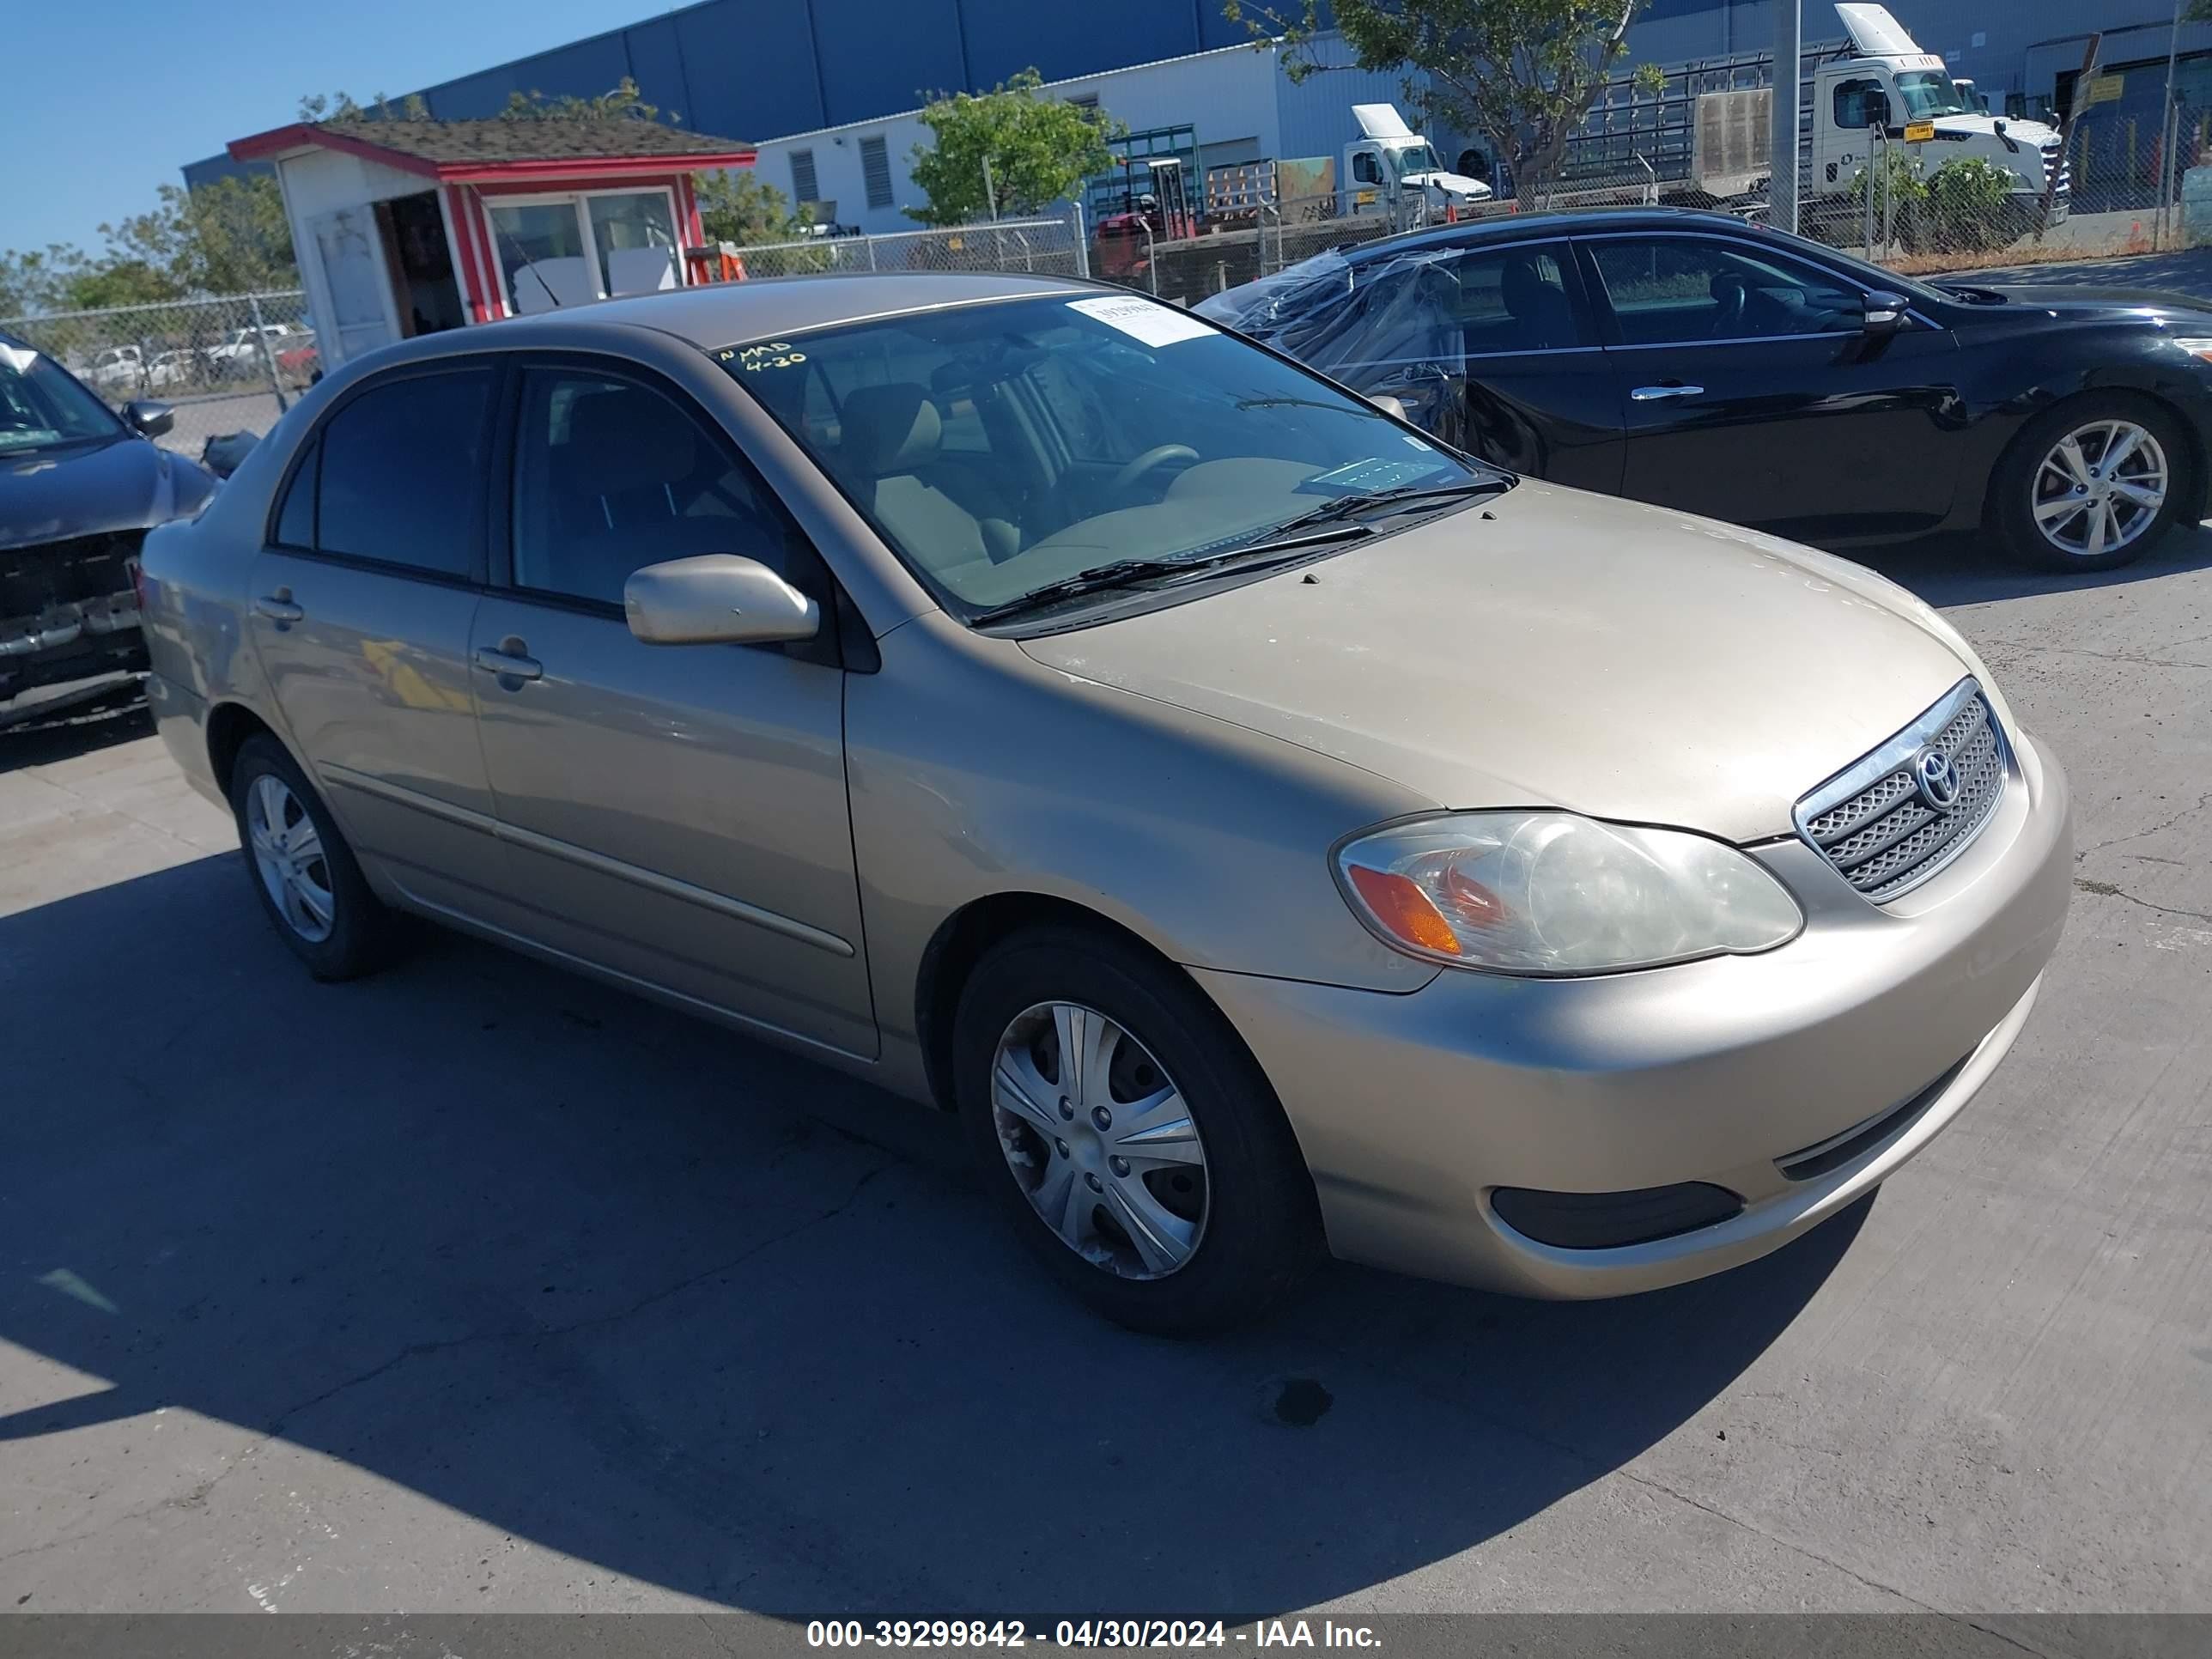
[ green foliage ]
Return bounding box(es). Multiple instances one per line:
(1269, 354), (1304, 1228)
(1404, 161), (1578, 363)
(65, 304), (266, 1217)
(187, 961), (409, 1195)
(695, 169), (815, 246)
(907, 70), (1119, 226)
(1223, 0), (1657, 204)
(0, 176), (296, 319)
(499, 76), (676, 125)
(1847, 152), (2021, 255)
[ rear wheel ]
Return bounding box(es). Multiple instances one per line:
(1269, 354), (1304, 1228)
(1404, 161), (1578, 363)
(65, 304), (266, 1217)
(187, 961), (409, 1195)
(952, 927), (1322, 1334)
(228, 734), (400, 980)
(1993, 395), (2189, 572)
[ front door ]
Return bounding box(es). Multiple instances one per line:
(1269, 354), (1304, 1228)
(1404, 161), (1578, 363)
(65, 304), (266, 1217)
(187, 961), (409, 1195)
(247, 365), (505, 914)
(471, 362), (874, 1057)
(1580, 233), (1965, 539)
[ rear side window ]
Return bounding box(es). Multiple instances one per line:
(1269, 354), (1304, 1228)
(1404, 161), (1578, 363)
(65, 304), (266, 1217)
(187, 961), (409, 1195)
(273, 438), (318, 548)
(313, 370), (491, 578)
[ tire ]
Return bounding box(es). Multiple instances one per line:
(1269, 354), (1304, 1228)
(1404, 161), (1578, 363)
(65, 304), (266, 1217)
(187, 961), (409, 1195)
(1992, 393), (2191, 573)
(952, 926), (1322, 1335)
(228, 733), (400, 981)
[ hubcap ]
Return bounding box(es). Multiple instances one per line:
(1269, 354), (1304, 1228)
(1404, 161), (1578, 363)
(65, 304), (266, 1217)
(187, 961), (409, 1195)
(990, 1001), (1209, 1279)
(246, 774), (337, 944)
(2033, 420), (2168, 559)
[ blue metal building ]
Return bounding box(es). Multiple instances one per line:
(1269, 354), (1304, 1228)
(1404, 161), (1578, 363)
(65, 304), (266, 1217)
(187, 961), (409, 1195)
(185, 2), (2201, 196)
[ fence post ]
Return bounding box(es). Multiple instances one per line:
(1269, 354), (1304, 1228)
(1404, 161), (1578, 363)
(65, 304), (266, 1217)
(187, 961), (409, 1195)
(866, 236), (878, 271)
(1073, 200), (1090, 279)
(1142, 221), (1158, 295)
(247, 294), (289, 415)
(1863, 125), (1879, 259)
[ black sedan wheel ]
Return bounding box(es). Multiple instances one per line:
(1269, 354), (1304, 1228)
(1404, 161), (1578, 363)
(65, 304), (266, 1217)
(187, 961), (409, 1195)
(1996, 396), (2189, 573)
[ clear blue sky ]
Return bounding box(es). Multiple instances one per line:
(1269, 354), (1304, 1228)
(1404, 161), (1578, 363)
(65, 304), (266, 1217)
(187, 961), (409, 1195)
(2, 0), (653, 257)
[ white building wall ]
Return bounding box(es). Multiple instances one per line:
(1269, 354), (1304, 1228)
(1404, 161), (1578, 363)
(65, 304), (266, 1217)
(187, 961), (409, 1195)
(750, 42), (1287, 234)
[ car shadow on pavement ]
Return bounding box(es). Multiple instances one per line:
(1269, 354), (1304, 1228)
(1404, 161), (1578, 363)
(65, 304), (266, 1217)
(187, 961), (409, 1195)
(1850, 520), (2212, 608)
(0, 852), (1863, 1617)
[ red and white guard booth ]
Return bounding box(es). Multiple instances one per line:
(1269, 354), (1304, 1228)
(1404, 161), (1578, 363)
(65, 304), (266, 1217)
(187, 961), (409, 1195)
(228, 118), (757, 371)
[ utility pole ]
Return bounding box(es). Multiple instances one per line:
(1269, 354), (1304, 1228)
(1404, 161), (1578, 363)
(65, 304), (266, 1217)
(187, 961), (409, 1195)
(1771, 0), (1802, 233)
(2160, 0), (2185, 246)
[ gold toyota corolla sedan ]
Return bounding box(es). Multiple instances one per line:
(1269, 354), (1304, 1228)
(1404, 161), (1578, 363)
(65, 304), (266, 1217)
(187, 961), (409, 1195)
(139, 272), (2072, 1333)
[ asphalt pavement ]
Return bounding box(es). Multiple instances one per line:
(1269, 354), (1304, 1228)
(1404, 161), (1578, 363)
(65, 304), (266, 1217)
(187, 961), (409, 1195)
(1, 530), (2209, 1623)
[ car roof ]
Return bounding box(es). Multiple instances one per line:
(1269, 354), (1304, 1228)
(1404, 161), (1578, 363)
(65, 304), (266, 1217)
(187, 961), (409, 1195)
(1341, 206), (1772, 264)
(443, 270), (1097, 355)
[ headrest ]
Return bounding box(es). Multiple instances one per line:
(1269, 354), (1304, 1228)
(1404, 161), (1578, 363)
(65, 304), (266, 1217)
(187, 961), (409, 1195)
(567, 386), (696, 492)
(839, 382), (942, 477)
(1500, 255), (1555, 312)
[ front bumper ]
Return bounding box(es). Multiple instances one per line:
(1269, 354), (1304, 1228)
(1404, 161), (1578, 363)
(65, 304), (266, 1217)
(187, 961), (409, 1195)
(1194, 731), (2073, 1297)
(0, 595), (144, 719)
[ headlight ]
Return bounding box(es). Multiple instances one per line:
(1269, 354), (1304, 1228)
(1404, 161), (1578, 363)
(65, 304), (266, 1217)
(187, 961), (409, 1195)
(2171, 337), (2212, 363)
(1334, 811), (1802, 975)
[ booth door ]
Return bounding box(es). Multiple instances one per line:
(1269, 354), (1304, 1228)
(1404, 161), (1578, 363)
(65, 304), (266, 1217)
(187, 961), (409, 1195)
(309, 206), (398, 368)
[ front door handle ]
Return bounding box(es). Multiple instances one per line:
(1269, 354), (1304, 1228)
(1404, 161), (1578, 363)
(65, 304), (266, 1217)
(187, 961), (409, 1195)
(471, 641), (543, 684)
(252, 591), (303, 623)
(1631, 383), (1705, 403)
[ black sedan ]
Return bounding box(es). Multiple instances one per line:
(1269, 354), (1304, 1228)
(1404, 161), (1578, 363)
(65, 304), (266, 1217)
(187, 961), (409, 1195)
(1, 335), (216, 723)
(1198, 208), (2212, 571)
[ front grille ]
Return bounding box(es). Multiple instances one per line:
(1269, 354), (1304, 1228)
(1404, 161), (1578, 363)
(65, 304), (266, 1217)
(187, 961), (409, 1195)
(1795, 681), (2008, 902)
(0, 530), (143, 622)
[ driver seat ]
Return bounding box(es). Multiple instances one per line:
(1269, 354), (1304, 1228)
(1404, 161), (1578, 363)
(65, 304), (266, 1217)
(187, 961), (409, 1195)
(837, 383), (1020, 571)
(1499, 254), (1578, 351)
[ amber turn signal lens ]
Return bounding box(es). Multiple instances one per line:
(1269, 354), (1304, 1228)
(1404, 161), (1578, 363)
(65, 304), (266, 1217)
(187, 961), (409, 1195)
(1345, 863), (1462, 956)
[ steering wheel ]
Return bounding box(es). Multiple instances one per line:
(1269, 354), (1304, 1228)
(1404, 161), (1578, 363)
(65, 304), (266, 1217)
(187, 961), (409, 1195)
(1110, 444), (1200, 496)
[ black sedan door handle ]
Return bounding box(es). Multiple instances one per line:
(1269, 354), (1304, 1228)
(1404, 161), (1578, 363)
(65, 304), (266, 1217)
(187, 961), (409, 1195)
(471, 641), (543, 684)
(252, 592), (303, 623)
(1631, 383), (1705, 403)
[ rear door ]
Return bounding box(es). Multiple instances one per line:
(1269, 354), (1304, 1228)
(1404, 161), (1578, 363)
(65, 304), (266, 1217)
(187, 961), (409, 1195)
(470, 359), (875, 1057)
(1579, 231), (1965, 538)
(246, 364), (505, 915)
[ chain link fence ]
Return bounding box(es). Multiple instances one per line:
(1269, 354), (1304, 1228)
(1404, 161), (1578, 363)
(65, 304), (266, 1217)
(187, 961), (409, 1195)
(729, 217), (1086, 283)
(1, 290), (313, 465)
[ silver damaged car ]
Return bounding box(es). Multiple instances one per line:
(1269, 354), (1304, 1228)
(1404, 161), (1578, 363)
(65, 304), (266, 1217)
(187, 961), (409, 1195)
(139, 274), (2073, 1333)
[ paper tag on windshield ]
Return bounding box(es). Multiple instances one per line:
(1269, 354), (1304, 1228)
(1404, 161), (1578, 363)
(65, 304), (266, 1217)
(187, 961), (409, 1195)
(1066, 295), (1212, 347)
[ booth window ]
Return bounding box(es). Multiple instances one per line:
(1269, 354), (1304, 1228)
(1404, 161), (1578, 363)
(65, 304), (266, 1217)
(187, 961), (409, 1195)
(488, 191), (680, 314)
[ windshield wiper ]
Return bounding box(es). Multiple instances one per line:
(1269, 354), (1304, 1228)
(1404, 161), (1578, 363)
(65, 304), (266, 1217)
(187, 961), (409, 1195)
(966, 537), (1359, 626)
(1238, 478), (1505, 546)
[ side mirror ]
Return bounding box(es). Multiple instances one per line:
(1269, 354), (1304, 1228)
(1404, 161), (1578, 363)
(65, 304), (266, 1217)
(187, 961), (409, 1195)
(1367, 392), (1411, 421)
(623, 554), (820, 647)
(1862, 290), (1910, 334)
(125, 400), (174, 438)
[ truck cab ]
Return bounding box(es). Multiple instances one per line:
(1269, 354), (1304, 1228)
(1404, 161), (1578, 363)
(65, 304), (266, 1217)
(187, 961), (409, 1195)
(1341, 105), (1492, 224)
(1812, 3), (2063, 205)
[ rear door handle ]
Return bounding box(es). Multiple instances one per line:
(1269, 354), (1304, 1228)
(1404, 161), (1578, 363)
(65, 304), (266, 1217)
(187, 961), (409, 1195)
(252, 593), (303, 623)
(1631, 383), (1705, 403)
(471, 644), (543, 683)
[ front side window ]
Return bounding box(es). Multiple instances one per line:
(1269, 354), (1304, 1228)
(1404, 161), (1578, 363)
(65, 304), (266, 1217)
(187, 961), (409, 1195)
(313, 369), (491, 577)
(1352, 152), (1382, 185)
(510, 368), (814, 610)
(1589, 238), (1866, 345)
(0, 345), (124, 452)
(1833, 77), (1889, 131)
(726, 294), (1498, 617)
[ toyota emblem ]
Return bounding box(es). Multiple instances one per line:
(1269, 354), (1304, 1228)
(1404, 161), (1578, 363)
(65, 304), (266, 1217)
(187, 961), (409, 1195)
(1914, 746), (1963, 811)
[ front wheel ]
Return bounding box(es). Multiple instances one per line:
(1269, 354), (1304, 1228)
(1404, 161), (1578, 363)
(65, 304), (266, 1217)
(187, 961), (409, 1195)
(1993, 395), (2191, 573)
(952, 928), (1322, 1335)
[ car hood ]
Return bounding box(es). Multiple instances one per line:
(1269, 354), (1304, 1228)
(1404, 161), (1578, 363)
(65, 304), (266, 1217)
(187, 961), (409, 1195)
(1930, 114), (2058, 149)
(0, 435), (216, 551)
(1970, 284), (2212, 321)
(1401, 170), (1493, 200)
(1019, 483), (1978, 842)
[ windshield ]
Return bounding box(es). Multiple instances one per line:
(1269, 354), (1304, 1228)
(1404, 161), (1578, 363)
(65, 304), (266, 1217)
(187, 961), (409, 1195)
(0, 344), (124, 453)
(1895, 70), (1971, 119)
(722, 293), (1497, 617)
(1389, 142), (1445, 175)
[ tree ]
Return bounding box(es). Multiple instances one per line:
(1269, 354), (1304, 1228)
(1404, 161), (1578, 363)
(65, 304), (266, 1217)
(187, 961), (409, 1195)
(1224, 0), (1662, 206)
(695, 169), (813, 246)
(101, 179), (297, 296)
(906, 70), (1118, 226)
(500, 76), (674, 124)
(0, 246), (86, 319)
